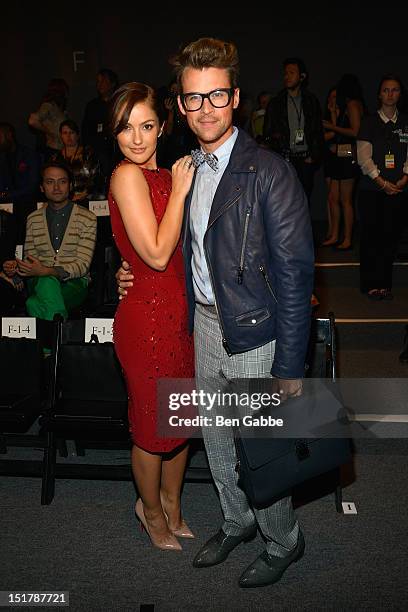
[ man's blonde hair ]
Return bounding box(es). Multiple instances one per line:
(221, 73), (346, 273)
(170, 37), (239, 90)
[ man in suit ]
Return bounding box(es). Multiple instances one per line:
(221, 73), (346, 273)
(263, 57), (324, 204)
(118, 38), (314, 588)
(17, 161), (96, 321)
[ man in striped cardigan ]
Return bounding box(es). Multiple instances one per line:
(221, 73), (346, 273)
(16, 161), (97, 320)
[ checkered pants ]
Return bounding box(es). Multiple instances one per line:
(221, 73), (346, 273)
(194, 304), (299, 556)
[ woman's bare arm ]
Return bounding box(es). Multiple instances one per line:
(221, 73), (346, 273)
(111, 156), (193, 270)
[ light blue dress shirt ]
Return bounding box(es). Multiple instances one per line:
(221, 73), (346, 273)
(190, 127), (239, 305)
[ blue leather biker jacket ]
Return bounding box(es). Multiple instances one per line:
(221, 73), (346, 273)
(182, 129), (314, 379)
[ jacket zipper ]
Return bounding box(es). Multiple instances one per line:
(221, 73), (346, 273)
(237, 208), (251, 284)
(259, 265), (278, 303)
(203, 192), (242, 357)
(205, 250), (232, 356)
(206, 192), (241, 231)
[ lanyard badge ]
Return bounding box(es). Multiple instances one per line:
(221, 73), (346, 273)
(295, 129), (304, 145)
(385, 153), (395, 169)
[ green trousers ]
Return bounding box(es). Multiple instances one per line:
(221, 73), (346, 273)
(26, 276), (88, 321)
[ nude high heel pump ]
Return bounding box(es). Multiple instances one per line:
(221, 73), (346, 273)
(160, 495), (195, 539)
(169, 518), (195, 539)
(134, 498), (182, 551)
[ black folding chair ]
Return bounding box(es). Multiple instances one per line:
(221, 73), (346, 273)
(305, 313), (336, 381)
(40, 318), (129, 505)
(0, 318), (47, 454)
(299, 312), (346, 512)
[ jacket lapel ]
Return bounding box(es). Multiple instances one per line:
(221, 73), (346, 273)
(181, 172), (196, 253)
(207, 130), (256, 227)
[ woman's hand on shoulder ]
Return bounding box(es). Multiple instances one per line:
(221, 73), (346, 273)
(171, 155), (194, 199)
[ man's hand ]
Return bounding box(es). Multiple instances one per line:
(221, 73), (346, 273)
(16, 255), (52, 277)
(2, 259), (18, 277)
(116, 260), (133, 299)
(272, 378), (303, 403)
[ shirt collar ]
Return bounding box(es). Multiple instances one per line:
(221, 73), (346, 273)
(46, 201), (73, 220)
(198, 126), (238, 172)
(378, 108), (398, 124)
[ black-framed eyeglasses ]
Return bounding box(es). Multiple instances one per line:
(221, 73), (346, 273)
(180, 88), (235, 112)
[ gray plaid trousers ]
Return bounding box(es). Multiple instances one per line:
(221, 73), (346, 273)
(194, 304), (299, 556)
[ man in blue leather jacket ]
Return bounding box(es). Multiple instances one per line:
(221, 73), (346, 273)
(174, 37), (314, 589)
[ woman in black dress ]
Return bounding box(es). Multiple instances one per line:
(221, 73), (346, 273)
(357, 74), (408, 300)
(322, 74), (365, 250)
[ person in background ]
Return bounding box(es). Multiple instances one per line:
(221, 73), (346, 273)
(56, 119), (100, 204)
(0, 122), (41, 236)
(28, 78), (69, 160)
(251, 90), (272, 143)
(0, 209), (25, 316)
(17, 161), (96, 321)
(157, 80), (198, 169)
(263, 57), (324, 204)
(357, 74), (408, 300)
(322, 74), (366, 250)
(233, 89), (253, 133)
(321, 87), (338, 243)
(82, 68), (119, 196)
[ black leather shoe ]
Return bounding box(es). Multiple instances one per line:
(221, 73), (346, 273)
(238, 531), (305, 588)
(192, 525), (257, 568)
(399, 325), (408, 363)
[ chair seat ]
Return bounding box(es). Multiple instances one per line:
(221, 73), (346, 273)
(51, 399), (128, 420)
(42, 400), (129, 439)
(0, 394), (42, 428)
(0, 393), (35, 410)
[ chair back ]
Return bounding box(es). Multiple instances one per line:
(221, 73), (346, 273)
(305, 313), (336, 381)
(56, 319), (127, 404)
(0, 334), (43, 397)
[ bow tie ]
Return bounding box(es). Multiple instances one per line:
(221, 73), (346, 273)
(191, 149), (219, 172)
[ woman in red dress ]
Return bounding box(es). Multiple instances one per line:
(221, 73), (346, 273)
(108, 82), (194, 550)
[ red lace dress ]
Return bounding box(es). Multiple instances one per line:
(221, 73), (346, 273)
(109, 162), (194, 453)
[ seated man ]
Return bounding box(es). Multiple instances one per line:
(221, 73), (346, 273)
(16, 161), (97, 321)
(0, 209), (25, 316)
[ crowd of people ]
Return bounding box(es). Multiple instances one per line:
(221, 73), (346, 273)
(1, 36), (408, 591)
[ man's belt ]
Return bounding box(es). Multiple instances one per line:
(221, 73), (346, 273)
(196, 303), (217, 315)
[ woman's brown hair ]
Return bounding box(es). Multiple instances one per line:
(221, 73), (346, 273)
(109, 82), (165, 137)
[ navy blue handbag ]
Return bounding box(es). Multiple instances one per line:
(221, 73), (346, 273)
(235, 379), (352, 509)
